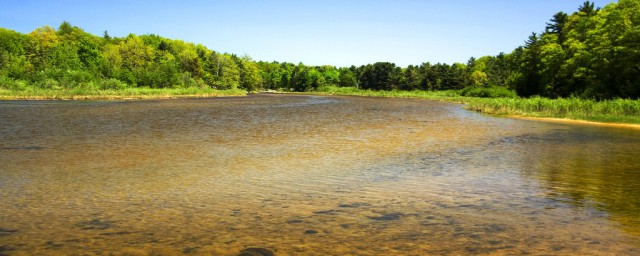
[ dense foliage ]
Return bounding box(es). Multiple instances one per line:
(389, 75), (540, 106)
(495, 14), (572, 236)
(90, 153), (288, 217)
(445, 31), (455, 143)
(511, 0), (640, 99)
(1, 0), (638, 99)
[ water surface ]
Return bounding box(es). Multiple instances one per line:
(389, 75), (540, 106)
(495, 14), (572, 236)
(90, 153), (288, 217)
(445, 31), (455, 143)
(1, 94), (639, 255)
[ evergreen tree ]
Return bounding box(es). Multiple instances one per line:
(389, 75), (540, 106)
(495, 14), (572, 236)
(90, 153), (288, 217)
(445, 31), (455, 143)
(546, 12), (569, 44)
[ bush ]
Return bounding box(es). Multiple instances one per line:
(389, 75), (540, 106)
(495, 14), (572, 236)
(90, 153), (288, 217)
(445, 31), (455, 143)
(460, 86), (518, 98)
(98, 78), (128, 90)
(36, 78), (61, 89)
(34, 68), (64, 82)
(31, 69), (95, 89)
(60, 70), (95, 88)
(76, 81), (100, 91)
(177, 72), (197, 88)
(0, 76), (27, 90)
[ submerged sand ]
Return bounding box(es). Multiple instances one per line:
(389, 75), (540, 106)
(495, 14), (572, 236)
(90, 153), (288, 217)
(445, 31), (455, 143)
(512, 116), (640, 130)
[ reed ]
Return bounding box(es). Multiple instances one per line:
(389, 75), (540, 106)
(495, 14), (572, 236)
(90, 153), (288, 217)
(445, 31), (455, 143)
(313, 86), (463, 100)
(464, 97), (640, 124)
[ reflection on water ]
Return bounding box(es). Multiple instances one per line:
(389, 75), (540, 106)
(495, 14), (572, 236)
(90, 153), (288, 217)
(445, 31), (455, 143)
(0, 94), (639, 255)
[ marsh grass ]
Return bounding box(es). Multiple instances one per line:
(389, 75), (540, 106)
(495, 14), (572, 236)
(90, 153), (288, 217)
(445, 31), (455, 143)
(459, 86), (518, 98)
(465, 97), (640, 124)
(313, 86), (463, 100)
(0, 87), (247, 100)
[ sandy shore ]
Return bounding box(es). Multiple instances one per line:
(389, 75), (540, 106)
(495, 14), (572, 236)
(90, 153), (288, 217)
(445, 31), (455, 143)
(511, 116), (640, 130)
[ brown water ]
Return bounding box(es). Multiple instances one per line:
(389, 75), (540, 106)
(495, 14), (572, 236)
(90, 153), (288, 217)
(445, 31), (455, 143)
(1, 94), (639, 255)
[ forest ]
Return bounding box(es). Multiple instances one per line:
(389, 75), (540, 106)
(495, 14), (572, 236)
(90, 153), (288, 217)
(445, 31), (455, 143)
(0, 0), (639, 100)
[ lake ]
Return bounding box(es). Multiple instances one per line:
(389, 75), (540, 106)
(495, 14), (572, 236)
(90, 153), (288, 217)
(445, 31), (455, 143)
(1, 94), (639, 255)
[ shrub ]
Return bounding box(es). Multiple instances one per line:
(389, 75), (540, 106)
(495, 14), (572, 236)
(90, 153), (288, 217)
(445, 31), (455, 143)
(36, 78), (61, 89)
(98, 78), (128, 90)
(60, 70), (95, 88)
(460, 86), (518, 98)
(177, 72), (197, 88)
(0, 76), (27, 90)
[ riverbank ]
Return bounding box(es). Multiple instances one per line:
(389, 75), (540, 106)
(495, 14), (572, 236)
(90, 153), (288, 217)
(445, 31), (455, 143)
(0, 87), (247, 100)
(303, 86), (640, 126)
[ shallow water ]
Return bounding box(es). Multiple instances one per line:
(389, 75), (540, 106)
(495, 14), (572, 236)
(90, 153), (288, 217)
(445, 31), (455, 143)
(0, 94), (639, 255)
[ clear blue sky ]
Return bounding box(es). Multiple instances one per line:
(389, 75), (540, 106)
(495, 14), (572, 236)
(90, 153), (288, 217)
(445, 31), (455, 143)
(1, 0), (617, 67)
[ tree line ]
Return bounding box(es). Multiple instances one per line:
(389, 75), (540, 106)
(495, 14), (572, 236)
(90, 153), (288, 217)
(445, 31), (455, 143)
(1, 0), (638, 99)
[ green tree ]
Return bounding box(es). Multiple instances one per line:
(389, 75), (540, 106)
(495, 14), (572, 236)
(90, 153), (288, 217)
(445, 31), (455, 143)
(319, 65), (340, 86)
(448, 63), (467, 90)
(257, 61), (283, 90)
(515, 33), (543, 97)
(119, 35), (153, 71)
(289, 63), (308, 91)
(546, 12), (569, 45)
(103, 34), (155, 86)
(401, 65), (421, 90)
(48, 41), (82, 70)
(538, 34), (566, 97)
(306, 67), (325, 90)
(103, 30), (111, 40)
(0, 28), (32, 79)
(578, 1), (598, 17)
(359, 62), (400, 90)
(103, 43), (122, 79)
(586, 0), (640, 98)
(235, 55), (262, 91)
(178, 48), (204, 79)
(209, 52), (240, 89)
(77, 39), (105, 73)
(470, 70), (488, 87)
(278, 62), (295, 90)
(338, 68), (358, 87)
(27, 26), (59, 70)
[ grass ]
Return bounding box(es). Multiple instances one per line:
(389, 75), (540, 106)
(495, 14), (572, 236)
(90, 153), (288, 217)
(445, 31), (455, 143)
(464, 97), (640, 124)
(459, 86), (518, 98)
(309, 86), (640, 125)
(0, 87), (247, 100)
(312, 85), (464, 100)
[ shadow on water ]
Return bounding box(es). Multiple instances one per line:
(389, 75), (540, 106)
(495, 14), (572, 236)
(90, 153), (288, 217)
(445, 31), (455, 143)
(427, 125), (640, 238)
(507, 127), (640, 237)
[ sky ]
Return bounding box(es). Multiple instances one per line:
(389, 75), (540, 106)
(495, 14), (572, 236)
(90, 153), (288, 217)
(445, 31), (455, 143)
(1, 0), (618, 67)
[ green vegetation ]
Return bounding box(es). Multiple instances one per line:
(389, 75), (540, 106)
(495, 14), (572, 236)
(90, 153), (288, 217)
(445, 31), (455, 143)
(0, 86), (246, 100)
(465, 97), (640, 124)
(459, 86), (518, 98)
(1, 1), (639, 124)
(313, 85), (462, 99)
(0, 22), (263, 97)
(514, 0), (640, 99)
